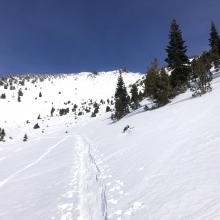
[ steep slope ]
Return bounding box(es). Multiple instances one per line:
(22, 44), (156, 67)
(80, 75), (220, 219)
(1, 71), (220, 219)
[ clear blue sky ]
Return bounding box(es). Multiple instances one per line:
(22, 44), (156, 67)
(0, 0), (219, 75)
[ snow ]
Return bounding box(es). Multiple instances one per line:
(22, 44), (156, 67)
(1, 70), (220, 219)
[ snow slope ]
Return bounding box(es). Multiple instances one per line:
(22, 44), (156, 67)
(1, 70), (220, 219)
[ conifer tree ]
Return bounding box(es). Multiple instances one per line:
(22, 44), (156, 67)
(130, 84), (140, 110)
(113, 73), (130, 120)
(209, 22), (220, 67)
(23, 134), (28, 142)
(155, 69), (171, 106)
(144, 59), (160, 99)
(50, 107), (55, 117)
(190, 57), (212, 96)
(0, 128), (5, 141)
(165, 19), (190, 91)
(144, 61), (171, 107)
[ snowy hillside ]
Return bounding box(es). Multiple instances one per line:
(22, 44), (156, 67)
(0, 70), (142, 138)
(1, 70), (220, 220)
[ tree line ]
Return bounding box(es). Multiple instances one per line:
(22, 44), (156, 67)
(112, 19), (220, 120)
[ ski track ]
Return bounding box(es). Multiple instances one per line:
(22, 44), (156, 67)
(0, 136), (70, 188)
(58, 134), (108, 220)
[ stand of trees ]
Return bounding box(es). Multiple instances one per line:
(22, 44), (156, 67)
(112, 19), (219, 121)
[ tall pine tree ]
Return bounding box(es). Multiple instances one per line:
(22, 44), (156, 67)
(209, 22), (220, 67)
(165, 19), (190, 92)
(144, 60), (160, 99)
(130, 84), (140, 110)
(113, 73), (130, 120)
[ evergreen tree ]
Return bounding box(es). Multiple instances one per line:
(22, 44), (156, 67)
(18, 89), (23, 96)
(50, 107), (55, 117)
(190, 57), (212, 96)
(18, 95), (21, 102)
(144, 61), (171, 107)
(209, 22), (220, 67)
(155, 69), (171, 106)
(144, 59), (160, 99)
(23, 134), (28, 142)
(106, 106), (111, 112)
(113, 74), (130, 120)
(165, 19), (190, 91)
(0, 128), (5, 141)
(130, 84), (140, 110)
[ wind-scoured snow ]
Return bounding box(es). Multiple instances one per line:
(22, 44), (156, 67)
(1, 70), (220, 219)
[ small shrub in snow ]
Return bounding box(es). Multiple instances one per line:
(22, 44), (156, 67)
(23, 134), (28, 142)
(0, 128), (6, 141)
(0, 93), (6, 99)
(106, 106), (111, 112)
(18, 89), (23, 96)
(91, 112), (96, 117)
(33, 123), (40, 129)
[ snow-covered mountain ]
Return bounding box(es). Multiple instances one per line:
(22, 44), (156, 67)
(1, 70), (220, 220)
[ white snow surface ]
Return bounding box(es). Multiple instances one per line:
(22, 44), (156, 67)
(1, 70), (220, 220)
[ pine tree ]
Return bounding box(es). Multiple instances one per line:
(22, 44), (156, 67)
(155, 69), (171, 106)
(165, 19), (190, 91)
(190, 57), (212, 96)
(144, 61), (171, 107)
(209, 22), (220, 67)
(113, 73), (130, 120)
(130, 84), (140, 110)
(0, 128), (5, 141)
(144, 59), (160, 100)
(50, 107), (55, 117)
(23, 134), (28, 142)
(106, 106), (111, 112)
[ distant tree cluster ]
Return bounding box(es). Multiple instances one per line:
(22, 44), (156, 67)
(59, 108), (69, 116)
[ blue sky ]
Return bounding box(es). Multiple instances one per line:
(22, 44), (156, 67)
(0, 0), (219, 75)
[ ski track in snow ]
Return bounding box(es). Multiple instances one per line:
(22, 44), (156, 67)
(57, 135), (108, 220)
(0, 136), (70, 188)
